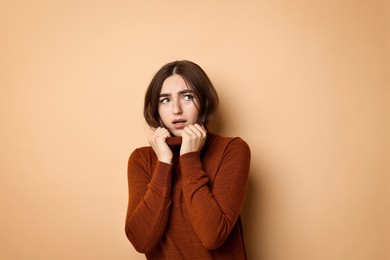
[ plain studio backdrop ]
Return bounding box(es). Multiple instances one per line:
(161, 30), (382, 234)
(0, 1), (389, 259)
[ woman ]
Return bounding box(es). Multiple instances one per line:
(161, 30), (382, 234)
(125, 60), (251, 259)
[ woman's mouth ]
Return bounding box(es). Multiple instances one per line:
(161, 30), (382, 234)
(172, 119), (187, 129)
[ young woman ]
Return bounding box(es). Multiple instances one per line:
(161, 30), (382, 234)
(125, 60), (251, 259)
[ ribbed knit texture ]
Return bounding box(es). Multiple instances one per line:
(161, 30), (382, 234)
(125, 133), (251, 259)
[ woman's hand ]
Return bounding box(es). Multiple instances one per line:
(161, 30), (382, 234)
(149, 127), (172, 164)
(180, 124), (207, 156)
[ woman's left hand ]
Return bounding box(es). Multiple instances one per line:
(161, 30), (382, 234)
(180, 124), (207, 156)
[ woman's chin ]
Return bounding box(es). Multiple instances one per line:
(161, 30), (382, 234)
(169, 129), (183, 137)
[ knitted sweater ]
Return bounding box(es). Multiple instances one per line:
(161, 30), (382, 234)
(125, 133), (251, 259)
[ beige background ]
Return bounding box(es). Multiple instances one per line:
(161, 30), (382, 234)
(1, 0), (389, 259)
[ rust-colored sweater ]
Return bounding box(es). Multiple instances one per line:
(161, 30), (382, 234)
(125, 133), (251, 259)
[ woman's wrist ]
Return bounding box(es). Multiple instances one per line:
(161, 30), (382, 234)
(158, 157), (172, 165)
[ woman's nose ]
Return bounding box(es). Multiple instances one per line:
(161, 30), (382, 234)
(172, 99), (183, 114)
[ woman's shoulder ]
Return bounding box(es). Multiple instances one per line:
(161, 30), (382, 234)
(129, 145), (155, 162)
(207, 133), (250, 152)
(208, 132), (249, 144)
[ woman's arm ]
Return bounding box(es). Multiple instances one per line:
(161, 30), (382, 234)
(180, 138), (251, 249)
(125, 149), (172, 253)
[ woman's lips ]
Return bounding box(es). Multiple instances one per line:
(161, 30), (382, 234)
(172, 119), (186, 129)
(173, 123), (185, 129)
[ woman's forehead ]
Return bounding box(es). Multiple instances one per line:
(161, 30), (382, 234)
(160, 75), (191, 94)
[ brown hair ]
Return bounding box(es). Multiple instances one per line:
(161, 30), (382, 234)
(144, 60), (219, 128)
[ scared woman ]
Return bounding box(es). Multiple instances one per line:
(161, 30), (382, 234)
(125, 60), (251, 259)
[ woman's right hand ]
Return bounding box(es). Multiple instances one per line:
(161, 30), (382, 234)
(149, 127), (173, 164)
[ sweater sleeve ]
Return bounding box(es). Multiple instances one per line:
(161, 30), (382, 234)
(180, 138), (251, 249)
(125, 149), (172, 253)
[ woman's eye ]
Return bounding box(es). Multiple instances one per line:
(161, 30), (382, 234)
(183, 95), (193, 101)
(160, 98), (169, 104)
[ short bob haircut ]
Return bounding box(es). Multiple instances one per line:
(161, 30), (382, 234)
(144, 60), (219, 128)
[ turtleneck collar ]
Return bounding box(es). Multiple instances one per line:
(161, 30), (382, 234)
(165, 133), (215, 148)
(166, 136), (182, 147)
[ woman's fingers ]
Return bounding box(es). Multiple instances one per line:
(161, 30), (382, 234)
(180, 124), (207, 155)
(183, 124), (206, 137)
(193, 124), (207, 136)
(149, 127), (172, 164)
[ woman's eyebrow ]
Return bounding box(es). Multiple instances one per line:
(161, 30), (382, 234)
(159, 90), (193, 97)
(178, 89), (193, 95)
(159, 93), (171, 97)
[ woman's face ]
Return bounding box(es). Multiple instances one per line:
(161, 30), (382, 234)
(158, 75), (200, 136)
